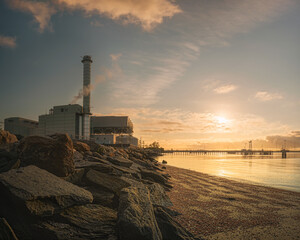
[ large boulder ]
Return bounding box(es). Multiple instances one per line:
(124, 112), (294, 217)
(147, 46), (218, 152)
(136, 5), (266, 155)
(117, 186), (162, 240)
(0, 218), (19, 240)
(18, 134), (74, 177)
(0, 130), (18, 145)
(0, 165), (93, 216)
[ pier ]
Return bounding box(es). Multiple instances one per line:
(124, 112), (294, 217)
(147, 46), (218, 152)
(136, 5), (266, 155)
(163, 149), (300, 158)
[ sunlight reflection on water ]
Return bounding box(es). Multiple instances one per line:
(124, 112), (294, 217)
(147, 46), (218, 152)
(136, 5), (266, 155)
(157, 153), (300, 192)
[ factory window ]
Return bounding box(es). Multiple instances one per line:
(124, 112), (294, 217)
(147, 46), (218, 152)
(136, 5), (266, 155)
(61, 108), (64, 112)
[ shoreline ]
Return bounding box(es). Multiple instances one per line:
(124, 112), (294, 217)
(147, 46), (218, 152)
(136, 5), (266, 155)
(165, 163), (300, 193)
(165, 165), (300, 240)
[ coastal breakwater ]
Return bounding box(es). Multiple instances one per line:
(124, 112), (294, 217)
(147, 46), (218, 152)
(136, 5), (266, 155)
(0, 130), (201, 240)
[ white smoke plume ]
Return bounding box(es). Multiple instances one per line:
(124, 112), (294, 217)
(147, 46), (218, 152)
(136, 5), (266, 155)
(71, 54), (119, 104)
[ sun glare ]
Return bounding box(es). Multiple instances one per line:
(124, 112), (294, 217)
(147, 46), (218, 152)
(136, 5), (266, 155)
(216, 116), (229, 124)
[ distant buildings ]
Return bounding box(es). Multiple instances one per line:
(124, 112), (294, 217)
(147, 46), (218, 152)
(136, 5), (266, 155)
(4, 117), (38, 138)
(4, 55), (138, 146)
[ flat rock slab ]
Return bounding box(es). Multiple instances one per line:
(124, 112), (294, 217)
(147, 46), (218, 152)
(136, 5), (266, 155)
(0, 165), (93, 216)
(107, 156), (133, 168)
(58, 204), (117, 239)
(118, 186), (162, 240)
(86, 169), (130, 196)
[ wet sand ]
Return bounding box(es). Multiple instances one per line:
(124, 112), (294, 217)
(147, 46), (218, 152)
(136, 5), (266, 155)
(165, 165), (300, 240)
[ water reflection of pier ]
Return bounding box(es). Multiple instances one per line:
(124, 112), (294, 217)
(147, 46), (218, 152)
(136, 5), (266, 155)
(163, 149), (300, 158)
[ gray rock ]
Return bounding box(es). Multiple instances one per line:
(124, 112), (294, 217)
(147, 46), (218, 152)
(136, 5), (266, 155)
(0, 218), (19, 240)
(140, 169), (168, 185)
(117, 186), (162, 240)
(154, 206), (202, 240)
(63, 168), (85, 185)
(0, 165), (93, 216)
(85, 169), (130, 196)
(58, 204), (117, 239)
(147, 183), (173, 208)
(107, 156), (133, 168)
(84, 186), (115, 207)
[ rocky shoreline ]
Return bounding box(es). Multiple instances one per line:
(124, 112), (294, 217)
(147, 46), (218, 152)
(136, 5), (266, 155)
(0, 130), (201, 240)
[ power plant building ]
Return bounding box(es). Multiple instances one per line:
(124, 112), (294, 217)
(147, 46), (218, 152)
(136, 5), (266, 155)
(38, 104), (83, 139)
(4, 55), (139, 146)
(38, 55), (93, 140)
(91, 116), (133, 134)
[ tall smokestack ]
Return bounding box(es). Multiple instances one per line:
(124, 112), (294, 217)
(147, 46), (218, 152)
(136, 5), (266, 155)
(81, 55), (92, 140)
(81, 55), (93, 113)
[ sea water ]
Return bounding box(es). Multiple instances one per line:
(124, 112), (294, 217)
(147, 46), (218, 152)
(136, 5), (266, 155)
(157, 153), (300, 192)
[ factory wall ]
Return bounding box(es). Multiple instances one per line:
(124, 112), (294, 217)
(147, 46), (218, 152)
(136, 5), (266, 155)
(38, 104), (83, 139)
(91, 134), (116, 145)
(4, 117), (39, 137)
(116, 135), (138, 146)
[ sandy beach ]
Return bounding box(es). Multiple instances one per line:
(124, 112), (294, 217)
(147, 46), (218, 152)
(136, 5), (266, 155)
(165, 165), (300, 240)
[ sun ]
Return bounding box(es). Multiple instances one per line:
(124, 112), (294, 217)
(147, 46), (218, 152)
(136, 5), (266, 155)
(216, 116), (229, 124)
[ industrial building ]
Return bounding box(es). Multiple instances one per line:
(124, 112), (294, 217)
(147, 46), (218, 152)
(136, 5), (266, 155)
(116, 135), (138, 146)
(4, 117), (38, 138)
(4, 55), (139, 146)
(91, 116), (133, 134)
(37, 55), (93, 140)
(38, 104), (83, 139)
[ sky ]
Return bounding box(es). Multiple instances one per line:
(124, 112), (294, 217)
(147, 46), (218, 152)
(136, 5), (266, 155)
(0, 0), (300, 149)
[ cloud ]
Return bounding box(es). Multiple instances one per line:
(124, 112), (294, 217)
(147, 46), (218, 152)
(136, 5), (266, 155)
(110, 53), (122, 62)
(109, 54), (190, 106)
(255, 91), (283, 101)
(90, 20), (103, 27)
(0, 35), (17, 48)
(57, 0), (181, 31)
(202, 77), (238, 94)
(6, 0), (56, 32)
(100, 107), (290, 148)
(213, 84), (238, 94)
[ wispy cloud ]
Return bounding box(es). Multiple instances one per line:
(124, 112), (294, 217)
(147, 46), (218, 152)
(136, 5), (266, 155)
(255, 91), (283, 101)
(177, 0), (295, 47)
(6, 0), (56, 32)
(213, 84), (238, 94)
(57, 0), (181, 31)
(0, 35), (16, 48)
(202, 77), (238, 94)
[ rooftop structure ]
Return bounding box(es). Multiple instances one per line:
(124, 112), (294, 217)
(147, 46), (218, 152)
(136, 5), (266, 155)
(91, 116), (133, 134)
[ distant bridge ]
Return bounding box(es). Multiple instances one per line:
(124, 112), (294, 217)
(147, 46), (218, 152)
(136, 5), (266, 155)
(163, 149), (300, 158)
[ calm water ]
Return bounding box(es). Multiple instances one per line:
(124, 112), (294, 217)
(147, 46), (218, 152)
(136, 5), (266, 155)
(157, 153), (300, 192)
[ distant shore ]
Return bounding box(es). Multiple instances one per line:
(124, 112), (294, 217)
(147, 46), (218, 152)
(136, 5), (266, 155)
(165, 165), (300, 240)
